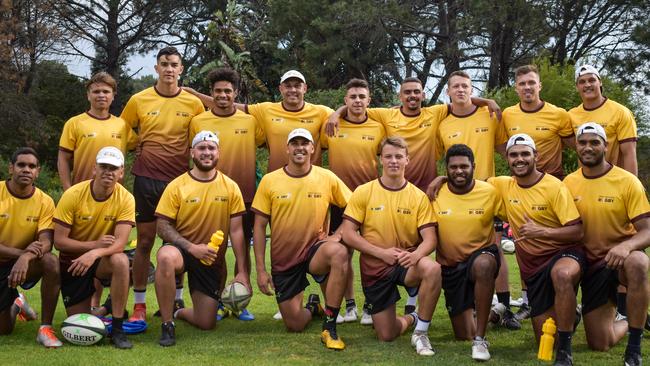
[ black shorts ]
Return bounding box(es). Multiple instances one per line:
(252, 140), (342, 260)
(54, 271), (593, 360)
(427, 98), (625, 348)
(442, 244), (500, 317)
(363, 265), (419, 315)
(524, 248), (586, 318)
(134, 175), (169, 223)
(272, 242), (327, 303)
(60, 258), (108, 308)
(581, 263), (619, 315)
(329, 205), (345, 234)
(166, 244), (223, 301)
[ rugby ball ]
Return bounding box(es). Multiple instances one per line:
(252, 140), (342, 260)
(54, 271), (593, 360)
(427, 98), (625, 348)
(221, 282), (252, 312)
(61, 313), (107, 345)
(501, 239), (515, 254)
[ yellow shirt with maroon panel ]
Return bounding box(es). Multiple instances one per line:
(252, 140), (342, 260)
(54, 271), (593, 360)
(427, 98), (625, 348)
(488, 174), (581, 280)
(438, 106), (508, 181)
(342, 179), (436, 286)
(433, 180), (506, 267)
(251, 166), (351, 273)
(246, 102), (333, 172)
(368, 105), (449, 191)
(0, 181), (55, 262)
(320, 115), (385, 190)
(189, 109), (265, 203)
(53, 180), (135, 260)
(569, 98), (637, 167)
(502, 102), (574, 178)
(564, 165), (650, 264)
(120, 87), (205, 182)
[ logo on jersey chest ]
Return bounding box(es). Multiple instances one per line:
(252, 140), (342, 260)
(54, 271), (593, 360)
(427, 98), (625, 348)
(474, 127), (489, 133)
(598, 196), (615, 204)
(468, 208), (485, 215)
(447, 132), (462, 139)
(531, 204), (548, 211)
(508, 198), (520, 205)
(103, 215), (116, 222)
(419, 120), (432, 128)
(25, 216), (39, 222)
(370, 205), (385, 212)
(214, 196), (229, 203)
(271, 117), (284, 123)
(176, 111), (190, 118)
(509, 126), (521, 132)
(274, 193), (291, 200)
(300, 119), (314, 124)
(535, 126), (550, 131)
(146, 111), (160, 116)
(307, 192), (322, 199)
(336, 133), (349, 139)
(437, 209), (451, 215)
(77, 215), (93, 222)
(111, 132), (122, 139)
(396, 207), (412, 215)
(361, 135), (375, 141)
(185, 197), (201, 204)
(0, 213), (9, 220)
(82, 132), (98, 138)
(234, 129), (249, 135)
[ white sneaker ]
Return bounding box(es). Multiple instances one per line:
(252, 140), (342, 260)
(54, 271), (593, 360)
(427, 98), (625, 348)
(343, 307), (358, 322)
(615, 311), (628, 322)
(510, 297), (524, 307)
(336, 313), (344, 324)
(472, 338), (491, 361)
(411, 332), (435, 356)
(488, 303), (506, 324)
(273, 310), (282, 320)
(37, 326), (63, 348)
(360, 309), (373, 325)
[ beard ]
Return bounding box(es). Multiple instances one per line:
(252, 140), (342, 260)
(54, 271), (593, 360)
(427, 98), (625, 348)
(510, 162), (536, 178)
(448, 171), (474, 190)
(578, 152), (605, 167)
(192, 156), (218, 172)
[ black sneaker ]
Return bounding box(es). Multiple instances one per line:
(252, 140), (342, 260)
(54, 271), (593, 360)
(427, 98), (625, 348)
(159, 321), (176, 347)
(404, 304), (416, 315)
(500, 308), (522, 330)
(111, 329), (133, 349)
(554, 349), (573, 366)
(154, 299), (186, 317)
(305, 294), (324, 317)
(514, 303), (531, 321)
(624, 349), (642, 366)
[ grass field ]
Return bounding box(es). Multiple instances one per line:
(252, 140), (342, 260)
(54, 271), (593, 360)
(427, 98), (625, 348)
(1, 244), (647, 366)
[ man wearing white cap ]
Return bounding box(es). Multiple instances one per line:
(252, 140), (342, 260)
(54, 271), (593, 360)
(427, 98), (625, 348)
(154, 131), (250, 346)
(252, 128), (352, 350)
(53, 146), (135, 349)
(488, 134), (585, 366)
(564, 123), (650, 366)
(570, 65), (638, 175)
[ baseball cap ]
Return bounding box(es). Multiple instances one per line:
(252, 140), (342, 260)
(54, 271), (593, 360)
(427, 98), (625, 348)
(506, 133), (536, 152)
(576, 122), (607, 141)
(280, 70), (306, 84)
(575, 65), (600, 82)
(287, 128), (313, 144)
(96, 146), (124, 167)
(192, 130), (220, 148)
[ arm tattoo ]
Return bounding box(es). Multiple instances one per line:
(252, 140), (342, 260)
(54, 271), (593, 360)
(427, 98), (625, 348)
(157, 219), (193, 251)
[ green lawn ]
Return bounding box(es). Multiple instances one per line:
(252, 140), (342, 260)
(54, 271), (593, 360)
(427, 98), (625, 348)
(0, 245), (646, 366)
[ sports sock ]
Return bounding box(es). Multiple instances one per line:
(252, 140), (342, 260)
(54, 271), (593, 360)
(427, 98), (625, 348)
(406, 295), (417, 307)
(496, 291), (510, 309)
(414, 317), (430, 333)
(134, 289), (146, 304)
(617, 292), (627, 316)
(557, 331), (572, 354)
(175, 287), (184, 301)
(345, 298), (356, 310)
(113, 317), (124, 332)
(626, 327), (643, 353)
(173, 308), (182, 319)
(521, 290), (528, 305)
(323, 306), (340, 331)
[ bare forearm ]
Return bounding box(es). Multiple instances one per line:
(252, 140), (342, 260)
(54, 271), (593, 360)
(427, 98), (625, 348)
(621, 145), (638, 176)
(253, 220), (268, 272)
(544, 223), (583, 243)
(38, 231), (54, 253)
(157, 219), (193, 251)
(0, 245), (25, 259)
(341, 223), (384, 258)
(53, 234), (97, 253)
(229, 219), (248, 275)
(57, 152), (73, 190)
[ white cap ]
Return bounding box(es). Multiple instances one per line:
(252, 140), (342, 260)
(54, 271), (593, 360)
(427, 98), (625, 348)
(287, 128), (313, 144)
(576, 122), (607, 142)
(192, 130), (220, 148)
(96, 146), (124, 167)
(280, 70), (306, 84)
(575, 65), (600, 82)
(506, 133), (536, 152)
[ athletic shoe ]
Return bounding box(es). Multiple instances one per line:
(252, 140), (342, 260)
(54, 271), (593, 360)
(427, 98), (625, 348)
(305, 294), (324, 317)
(404, 304), (416, 315)
(500, 308), (521, 330)
(36, 326), (62, 348)
(510, 297), (524, 307)
(321, 329), (345, 350)
(615, 312), (628, 322)
(111, 329), (133, 349)
(411, 331), (435, 356)
(159, 321), (176, 347)
(489, 303), (505, 324)
(624, 349), (642, 366)
(343, 306), (358, 322)
(128, 303), (146, 322)
(514, 303), (532, 321)
(154, 299), (185, 317)
(216, 302), (230, 321)
(471, 338), (490, 361)
(14, 293), (38, 321)
(573, 305), (582, 333)
(360, 308), (373, 325)
(553, 349), (573, 366)
(273, 310), (283, 320)
(236, 308), (255, 321)
(336, 314), (345, 324)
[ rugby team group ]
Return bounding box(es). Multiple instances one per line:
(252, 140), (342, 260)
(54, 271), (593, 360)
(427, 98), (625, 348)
(1, 46), (648, 366)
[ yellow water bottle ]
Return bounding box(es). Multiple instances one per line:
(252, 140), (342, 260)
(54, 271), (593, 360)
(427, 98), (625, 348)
(537, 317), (556, 361)
(201, 230), (224, 266)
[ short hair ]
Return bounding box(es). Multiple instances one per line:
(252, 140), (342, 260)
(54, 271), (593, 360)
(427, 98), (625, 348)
(10, 147), (39, 165)
(85, 72), (117, 92)
(345, 78), (369, 91)
(514, 65), (540, 80)
(157, 46), (182, 62)
(401, 77), (422, 86)
(207, 68), (240, 90)
(445, 144), (474, 166)
(380, 136), (409, 156)
(447, 70), (471, 85)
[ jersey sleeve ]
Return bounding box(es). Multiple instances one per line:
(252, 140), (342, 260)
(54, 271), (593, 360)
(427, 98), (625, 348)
(424, 104), (450, 122)
(251, 176), (272, 217)
(491, 185), (508, 222)
(617, 106), (638, 142)
(625, 177), (650, 222)
(253, 115), (266, 147)
(117, 192), (136, 226)
(53, 190), (77, 227)
(191, 97), (206, 116)
(246, 102), (264, 121)
(188, 116), (200, 146)
(229, 180), (247, 217)
(342, 187), (367, 226)
(494, 116), (509, 145)
(367, 108), (391, 125)
(125, 123), (139, 151)
(416, 194), (436, 230)
(330, 173), (352, 208)
(58, 119), (76, 152)
(120, 96), (139, 129)
(155, 183), (181, 222)
(38, 195), (55, 233)
(553, 183), (581, 225)
(319, 121), (330, 149)
(557, 108), (575, 138)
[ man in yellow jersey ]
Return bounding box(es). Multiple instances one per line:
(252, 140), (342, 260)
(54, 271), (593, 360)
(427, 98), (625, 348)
(188, 68), (264, 321)
(489, 134), (585, 366)
(120, 47), (205, 321)
(54, 147), (135, 349)
(154, 131), (250, 346)
(570, 65), (637, 175)
(433, 144), (504, 361)
(252, 128), (351, 350)
(564, 123), (650, 366)
(320, 78), (386, 325)
(340, 137), (441, 357)
(0, 148), (61, 347)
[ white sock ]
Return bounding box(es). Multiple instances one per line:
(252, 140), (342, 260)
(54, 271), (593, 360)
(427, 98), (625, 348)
(414, 317), (430, 333)
(406, 295), (417, 307)
(522, 290), (528, 305)
(175, 288), (184, 300)
(134, 290), (146, 304)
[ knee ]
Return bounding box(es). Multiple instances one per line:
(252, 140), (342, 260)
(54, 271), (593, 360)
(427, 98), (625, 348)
(375, 328), (397, 342)
(551, 266), (579, 287)
(624, 252), (649, 280)
(419, 258), (441, 279)
(110, 253), (129, 270)
(587, 337), (612, 352)
(41, 253), (60, 274)
(473, 256), (497, 278)
(195, 319), (216, 331)
(284, 320), (306, 333)
(156, 250), (177, 269)
(330, 244), (349, 270)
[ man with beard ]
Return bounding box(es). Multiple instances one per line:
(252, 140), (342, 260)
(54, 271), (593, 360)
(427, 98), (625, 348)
(488, 134), (585, 366)
(154, 131), (250, 346)
(252, 128), (351, 350)
(340, 136), (441, 357)
(0, 148), (61, 347)
(53, 147), (135, 349)
(433, 144), (503, 361)
(564, 123), (650, 366)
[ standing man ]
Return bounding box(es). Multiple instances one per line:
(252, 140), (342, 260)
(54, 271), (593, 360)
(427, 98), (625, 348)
(489, 134), (585, 366)
(433, 144), (503, 361)
(252, 128), (351, 350)
(564, 123), (650, 366)
(154, 131), (251, 346)
(120, 47), (205, 321)
(340, 137), (441, 357)
(0, 148), (61, 347)
(188, 68), (264, 321)
(53, 147), (135, 349)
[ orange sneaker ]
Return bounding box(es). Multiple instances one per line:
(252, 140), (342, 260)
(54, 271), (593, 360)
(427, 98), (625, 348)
(37, 326), (63, 348)
(14, 293), (38, 321)
(129, 303), (147, 322)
